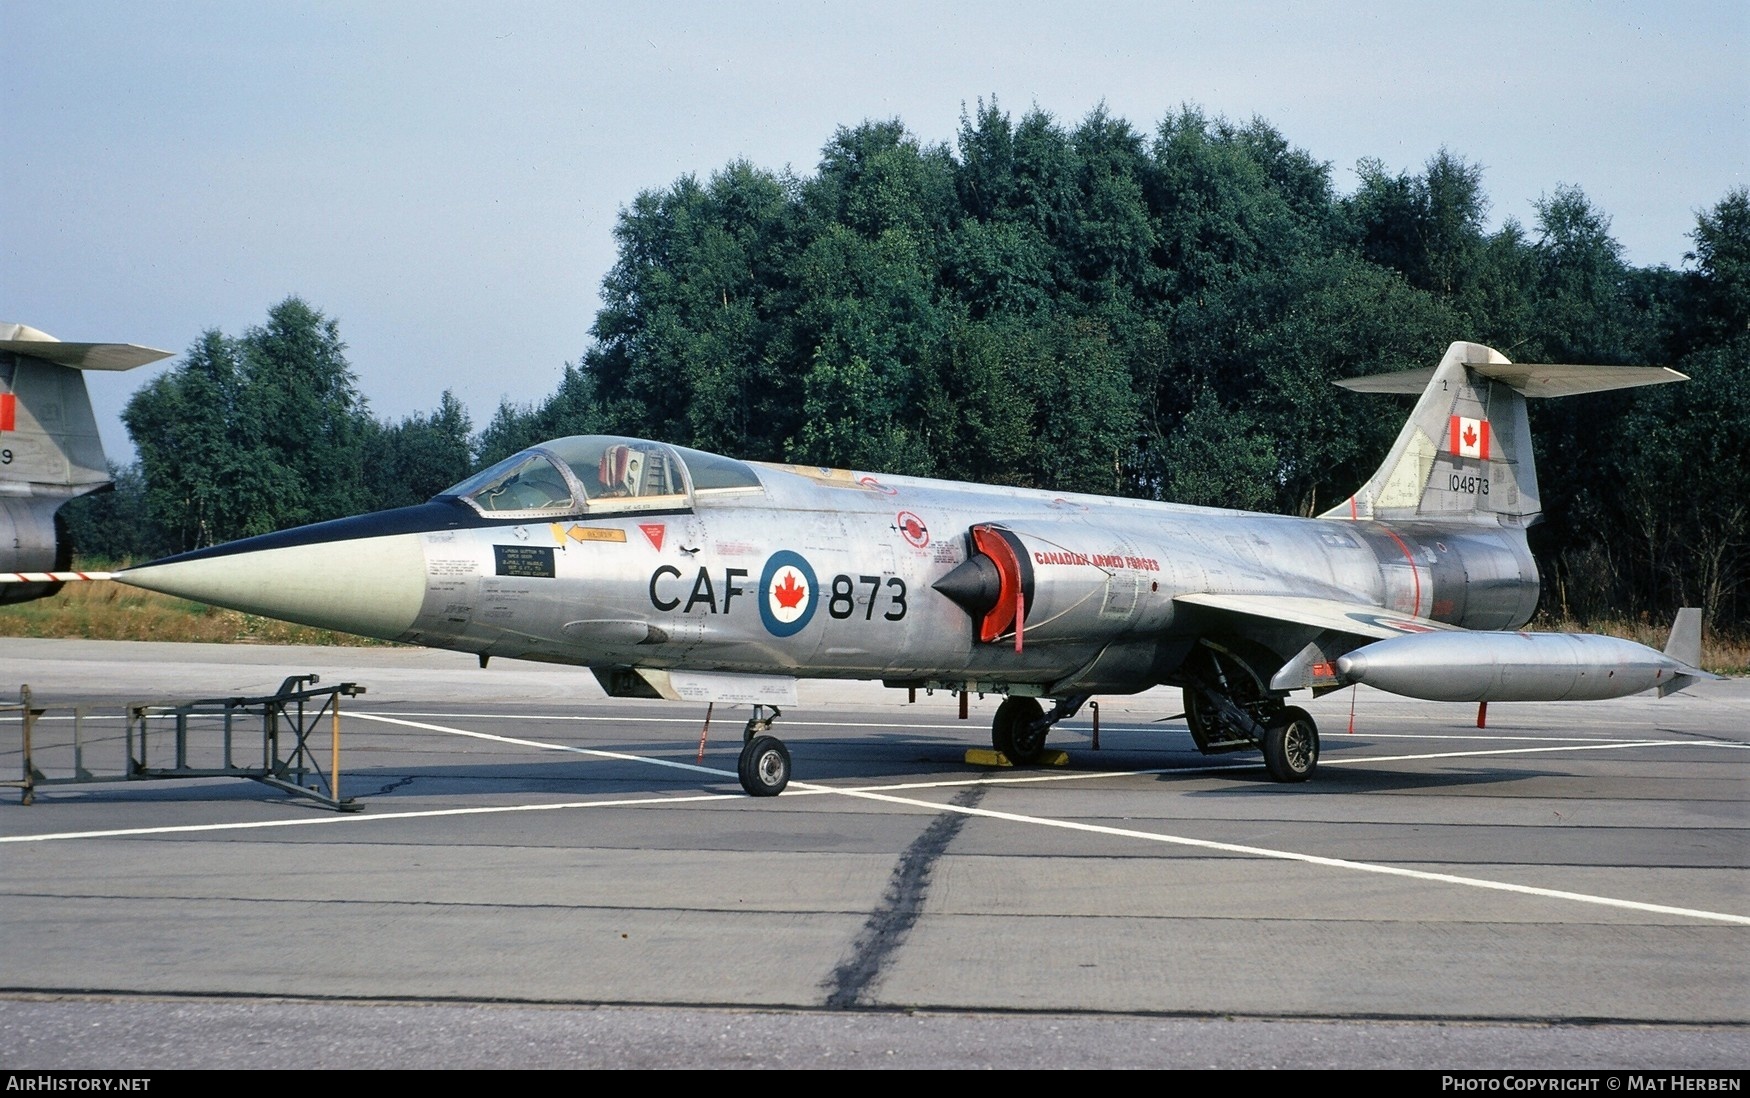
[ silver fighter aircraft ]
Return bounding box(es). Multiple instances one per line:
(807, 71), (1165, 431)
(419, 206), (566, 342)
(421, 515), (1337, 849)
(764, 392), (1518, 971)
(114, 341), (1712, 795)
(0, 323), (170, 603)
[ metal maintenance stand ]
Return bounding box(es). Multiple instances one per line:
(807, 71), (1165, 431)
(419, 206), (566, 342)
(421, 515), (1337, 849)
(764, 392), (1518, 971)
(2, 674), (366, 811)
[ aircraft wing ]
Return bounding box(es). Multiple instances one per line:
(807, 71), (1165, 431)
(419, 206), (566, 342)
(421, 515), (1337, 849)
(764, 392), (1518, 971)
(1174, 592), (1466, 693)
(1172, 592), (1462, 639)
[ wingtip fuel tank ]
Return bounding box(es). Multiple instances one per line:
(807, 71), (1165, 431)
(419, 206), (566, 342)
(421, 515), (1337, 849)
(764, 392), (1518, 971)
(1335, 627), (1714, 703)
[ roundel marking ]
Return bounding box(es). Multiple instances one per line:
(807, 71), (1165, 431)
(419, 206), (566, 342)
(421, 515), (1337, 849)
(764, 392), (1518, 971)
(895, 511), (930, 549)
(1346, 611), (1440, 635)
(758, 550), (819, 637)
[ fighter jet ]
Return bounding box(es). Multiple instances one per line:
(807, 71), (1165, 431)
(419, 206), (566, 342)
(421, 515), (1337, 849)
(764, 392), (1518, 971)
(112, 341), (1711, 796)
(0, 323), (171, 603)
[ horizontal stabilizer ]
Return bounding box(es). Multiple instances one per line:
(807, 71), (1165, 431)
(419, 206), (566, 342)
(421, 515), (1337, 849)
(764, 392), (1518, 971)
(1338, 362), (1687, 398)
(0, 323), (171, 371)
(0, 340), (172, 371)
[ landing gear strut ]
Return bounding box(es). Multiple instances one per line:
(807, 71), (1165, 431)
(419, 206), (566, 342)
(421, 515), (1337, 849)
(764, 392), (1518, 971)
(990, 693), (1089, 765)
(1181, 639), (1319, 783)
(743, 705), (780, 741)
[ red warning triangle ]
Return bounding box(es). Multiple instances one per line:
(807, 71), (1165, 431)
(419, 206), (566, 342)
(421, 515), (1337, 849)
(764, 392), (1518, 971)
(639, 523), (665, 551)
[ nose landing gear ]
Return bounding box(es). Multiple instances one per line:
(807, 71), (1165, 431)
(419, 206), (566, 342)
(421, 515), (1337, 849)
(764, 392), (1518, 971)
(735, 705), (792, 796)
(739, 734), (791, 797)
(990, 693), (1089, 765)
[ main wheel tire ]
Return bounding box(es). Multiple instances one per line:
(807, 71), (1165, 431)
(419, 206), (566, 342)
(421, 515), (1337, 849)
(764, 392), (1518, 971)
(992, 696), (1048, 765)
(739, 735), (791, 797)
(1261, 706), (1319, 783)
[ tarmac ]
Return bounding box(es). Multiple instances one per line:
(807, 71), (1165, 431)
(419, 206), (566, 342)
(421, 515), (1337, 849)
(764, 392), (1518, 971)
(0, 638), (1744, 1069)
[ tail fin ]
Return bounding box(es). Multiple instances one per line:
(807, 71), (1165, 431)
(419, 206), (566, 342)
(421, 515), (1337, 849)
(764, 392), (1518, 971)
(1663, 607), (1704, 668)
(1657, 606), (1718, 697)
(0, 323), (170, 603)
(1325, 341), (1686, 527)
(0, 323), (170, 493)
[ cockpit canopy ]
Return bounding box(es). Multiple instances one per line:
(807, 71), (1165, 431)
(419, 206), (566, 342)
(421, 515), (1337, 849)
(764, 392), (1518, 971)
(441, 435), (762, 518)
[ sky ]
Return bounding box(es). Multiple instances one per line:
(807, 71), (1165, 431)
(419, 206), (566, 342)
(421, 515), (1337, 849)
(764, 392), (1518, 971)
(4, 1), (1746, 463)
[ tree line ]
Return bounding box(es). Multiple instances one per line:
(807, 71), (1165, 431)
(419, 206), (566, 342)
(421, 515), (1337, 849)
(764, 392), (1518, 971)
(66, 102), (1750, 631)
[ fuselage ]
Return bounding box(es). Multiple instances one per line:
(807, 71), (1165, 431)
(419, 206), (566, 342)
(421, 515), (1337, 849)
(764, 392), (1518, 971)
(121, 435), (1540, 697)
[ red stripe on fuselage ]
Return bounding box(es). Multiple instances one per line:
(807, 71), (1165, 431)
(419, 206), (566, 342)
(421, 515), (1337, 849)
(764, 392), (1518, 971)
(1379, 526), (1423, 617)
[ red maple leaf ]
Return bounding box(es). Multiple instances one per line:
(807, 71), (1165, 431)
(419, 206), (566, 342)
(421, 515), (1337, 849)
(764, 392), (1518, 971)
(1463, 424), (1478, 448)
(773, 570), (807, 609)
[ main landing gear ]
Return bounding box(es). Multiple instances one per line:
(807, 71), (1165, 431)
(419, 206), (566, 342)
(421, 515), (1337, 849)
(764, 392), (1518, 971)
(737, 705), (791, 797)
(1180, 638), (1319, 782)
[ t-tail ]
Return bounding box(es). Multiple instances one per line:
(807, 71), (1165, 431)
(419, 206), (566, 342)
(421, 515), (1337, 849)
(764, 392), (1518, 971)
(1326, 340), (1686, 527)
(1322, 342), (1712, 702)
(0, 323), (170, 603)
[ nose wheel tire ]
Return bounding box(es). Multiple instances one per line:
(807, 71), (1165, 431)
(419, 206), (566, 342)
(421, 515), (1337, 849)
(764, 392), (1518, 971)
(739, 734), (791, 797)
(1262, 706), (1319, 783)
(992, 696), (1048, 765)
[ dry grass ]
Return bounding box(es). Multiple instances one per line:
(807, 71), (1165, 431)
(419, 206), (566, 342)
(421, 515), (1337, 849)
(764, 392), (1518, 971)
(1524, 611), (1747, 675)
(0, 578), (393, 647)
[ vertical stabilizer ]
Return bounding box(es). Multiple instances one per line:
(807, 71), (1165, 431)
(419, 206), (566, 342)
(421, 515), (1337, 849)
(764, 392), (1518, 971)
(1326, 342), (1686, 528)
(0, 324), (170, 603)
(0, 323), (170, 494)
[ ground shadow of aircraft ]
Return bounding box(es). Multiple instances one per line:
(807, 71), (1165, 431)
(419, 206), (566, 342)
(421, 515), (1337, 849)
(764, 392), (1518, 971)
(98, 341), (1714, 796)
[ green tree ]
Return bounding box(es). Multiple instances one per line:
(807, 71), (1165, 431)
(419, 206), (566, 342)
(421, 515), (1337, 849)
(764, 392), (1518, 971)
(123, 328), (288, 550)
(586, 163), (801, 458)
(59, 462), (153, 564)
(1683, 185), (1750, 346)
(122, 298), (373, 550)
(1343, 150), (1487, 298)
(237, 297), (373, 529)
(365, 391), (476, 509)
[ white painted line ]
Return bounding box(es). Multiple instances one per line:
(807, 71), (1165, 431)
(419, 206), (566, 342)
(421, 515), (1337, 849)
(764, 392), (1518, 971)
(1320, 740), (1719, 765)
(348, 712), (727, 776)
(0, 791), (747, 843)
(7, 711), (1744, 927)
(822, 785), (1750, 927)
(360, 709), (1745, 747)
(363, 710), (1074, 733)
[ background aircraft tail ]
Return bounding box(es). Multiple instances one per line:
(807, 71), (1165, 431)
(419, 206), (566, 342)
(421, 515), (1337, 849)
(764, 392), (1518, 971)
(0, 323), (170, 602)
(1325, 341), (1685, 527)
(0, 322), (170, 495)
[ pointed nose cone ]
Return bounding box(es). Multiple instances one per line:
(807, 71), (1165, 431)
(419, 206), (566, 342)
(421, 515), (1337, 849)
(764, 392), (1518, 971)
(120, 511), (434, 641)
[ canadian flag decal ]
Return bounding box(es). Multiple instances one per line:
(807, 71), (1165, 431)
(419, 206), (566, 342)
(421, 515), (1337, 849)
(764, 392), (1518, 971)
(1449, 415), (1490, 460)
(0, 393), (14, 432)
